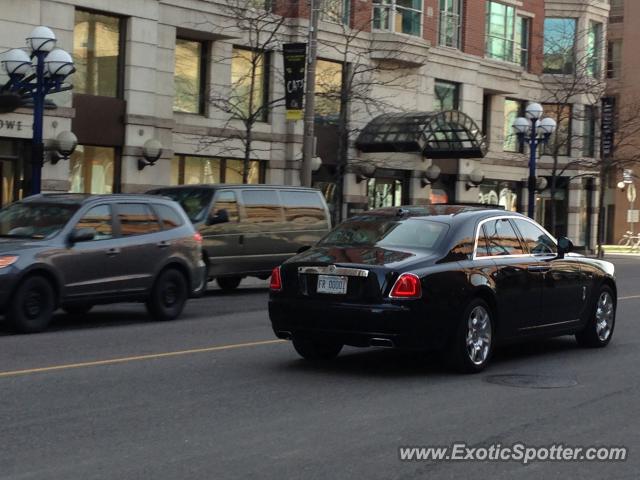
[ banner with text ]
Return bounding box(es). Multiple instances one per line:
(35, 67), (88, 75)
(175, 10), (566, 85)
(283, 43), (306, 121)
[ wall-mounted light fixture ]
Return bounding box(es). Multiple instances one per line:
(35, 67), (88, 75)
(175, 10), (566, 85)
(49, 130), (78, 164)
(536, 176), (548, 192)
(465, 167), (485, 190)
(138, 139), (163, 171)
(420, 164), (441, 188)
(355, 164), (377, 183)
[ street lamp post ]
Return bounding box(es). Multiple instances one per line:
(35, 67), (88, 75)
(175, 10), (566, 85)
(1, 26), (74, 195)
(512, 102), (557, 219)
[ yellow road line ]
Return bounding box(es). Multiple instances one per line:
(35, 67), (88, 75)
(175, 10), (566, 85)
(619, 295), (640, 300)
(0, 339), (285, 379)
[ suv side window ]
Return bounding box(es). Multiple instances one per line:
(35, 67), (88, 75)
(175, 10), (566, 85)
(482, 218), (525, 256)
(211, 190), (239, 222)
(118, 203), (161, 236)
(154, 204), (184, 230)
(241, 190), (284, 224)
(512, 218), (557, 255)
(75, 204), (113, 240)
(280, 191), (328, 228)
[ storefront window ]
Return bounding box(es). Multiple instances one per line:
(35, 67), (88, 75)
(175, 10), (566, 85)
(478, 180), (520, 212)
(315, 60), (343, 122)
(543, 18), (577, 74)
(503, 99), (524, 153)
(231, 48), (269, 121)
(174, 39), (205, 114)
(69, 146), (115, 194)
(434, 80), (459, 112)
(367, 178), (404, 209)
(73, 10), (121, 97)
(170, 156), (263, 185)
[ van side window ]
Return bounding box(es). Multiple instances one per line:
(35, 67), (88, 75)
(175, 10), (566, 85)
(280, 191), (327, 228)
(212, 191), (239, 222)
(118, 203), (161, 236)
(242, 190), (284, 223)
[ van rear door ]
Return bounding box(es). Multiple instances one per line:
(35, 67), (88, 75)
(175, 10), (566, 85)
(280, 189), (331, 252)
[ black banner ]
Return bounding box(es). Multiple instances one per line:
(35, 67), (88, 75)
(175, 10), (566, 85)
(601, 96), (616, 158)
(282, 43), (306, 121)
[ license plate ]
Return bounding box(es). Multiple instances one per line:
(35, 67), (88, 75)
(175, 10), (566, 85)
(316, 275), (348, 295)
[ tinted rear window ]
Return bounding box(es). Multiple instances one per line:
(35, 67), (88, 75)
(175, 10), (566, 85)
(151, 189), (213, 223)
(320, 217), (448, 249)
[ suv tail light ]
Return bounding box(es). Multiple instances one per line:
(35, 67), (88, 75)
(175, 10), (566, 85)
(389, 273), (422, 299)
(270, 266), (282, 291)
(193, 232), (203, 244)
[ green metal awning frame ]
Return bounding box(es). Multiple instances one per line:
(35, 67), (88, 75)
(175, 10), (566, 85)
(355, 110), (488, 159)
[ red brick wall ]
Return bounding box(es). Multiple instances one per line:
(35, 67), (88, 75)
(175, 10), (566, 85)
(351, 0), (372, 32)
(462, 0), (485, 57)
(273, 0), (308, 19)
(423, 0), (438, 45)
(522, 0), (545, 75)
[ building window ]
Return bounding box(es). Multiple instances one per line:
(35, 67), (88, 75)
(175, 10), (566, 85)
(515, 16), (531, 68)
(73, 10), (122, 97)
(69, 146), (116, 194)
(434, 80), (459, 111)
(373, 0), (423, 37)
(543, 18), (577, 74)
(439, 0), (462, 49)
(485, 2), (515, 62)
(610, 0), (624, 23)
(503, 99), (524, 153)
(478, 180), (521, 212)
(170, 156), (264, 185)
(584, 105), (597, 158)
(174, 38), (206, 114)
(323, 0), (350, 25)
(542, 104), (572, 156)
(607, 40), (622, 79)
(587, 22), (603, 78)
(231, 48), (269, 121)
(315, 59), (343, 121)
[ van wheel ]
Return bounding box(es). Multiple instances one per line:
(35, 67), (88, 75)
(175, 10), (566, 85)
(9, 276), (56, 333)
(217, 276), (242, 291)
(146, 268), (188, 321)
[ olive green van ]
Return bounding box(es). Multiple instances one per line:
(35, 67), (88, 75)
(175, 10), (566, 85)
(149, 185), (331, 290)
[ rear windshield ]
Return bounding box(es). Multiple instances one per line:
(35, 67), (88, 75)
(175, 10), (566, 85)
(151, 188), (213, 223)
(320, 217), (448, 249)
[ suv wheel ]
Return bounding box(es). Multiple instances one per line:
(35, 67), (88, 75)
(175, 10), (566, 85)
(292, 336), (343, 361)
(9, 276), (56, 333)
(146, 268), (188, 321)
(217, 276), (242, 291)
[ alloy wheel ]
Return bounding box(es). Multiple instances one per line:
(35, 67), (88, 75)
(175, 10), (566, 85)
(466, 305), (492, 366)
(595, 291), (614, 342)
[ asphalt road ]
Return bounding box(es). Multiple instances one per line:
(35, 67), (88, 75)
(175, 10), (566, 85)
(1, 258), (640, 479)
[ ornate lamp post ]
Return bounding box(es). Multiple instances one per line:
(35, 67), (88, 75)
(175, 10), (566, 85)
(512, 102), (557, 219)
(1, 26), (74, 195)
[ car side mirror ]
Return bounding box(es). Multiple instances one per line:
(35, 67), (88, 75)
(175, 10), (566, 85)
(207, 208), (229, 226)
(70, 227), (96, 243)
(557, 237), (573, 257)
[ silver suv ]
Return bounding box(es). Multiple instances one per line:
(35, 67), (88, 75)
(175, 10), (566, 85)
(0, 194), (206, 333)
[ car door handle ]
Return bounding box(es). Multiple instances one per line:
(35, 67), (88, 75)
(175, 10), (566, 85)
(106, 248), (121, 256)
(527, 265), (551, 272)
(157, 241), (171, 248)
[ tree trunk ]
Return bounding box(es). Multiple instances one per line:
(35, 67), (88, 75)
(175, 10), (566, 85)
(549, 155), (559, 237)
(243, 121), (253, 184)
(334, 63), (352, 224)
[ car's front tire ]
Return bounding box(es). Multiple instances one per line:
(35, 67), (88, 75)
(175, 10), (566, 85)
(292, 336), (343, 361)
(8, 276), (56, 333)
(447, 298), (494, 373)
(146, 268), (188, 321)
(576, 286), (615, 348)
(217, 276), (242, 291)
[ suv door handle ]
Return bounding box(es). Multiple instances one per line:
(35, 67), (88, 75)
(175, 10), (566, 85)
(106, 248), (121, 256)
(157, 241), (171, 248)
(527, 265), (551, 272)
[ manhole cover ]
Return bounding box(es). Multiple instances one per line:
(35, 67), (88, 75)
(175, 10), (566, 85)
(485, 374), (578, 389)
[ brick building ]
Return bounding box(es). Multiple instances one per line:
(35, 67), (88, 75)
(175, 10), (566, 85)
(0, 0), (609, 248)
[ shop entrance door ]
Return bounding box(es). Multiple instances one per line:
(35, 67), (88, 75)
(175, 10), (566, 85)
(0, 139), (23, 207)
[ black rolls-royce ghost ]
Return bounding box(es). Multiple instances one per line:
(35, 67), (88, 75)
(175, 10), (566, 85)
(268, 205), (616, 373)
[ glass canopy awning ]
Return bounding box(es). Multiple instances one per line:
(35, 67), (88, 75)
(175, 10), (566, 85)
(355, 110), (488, 159)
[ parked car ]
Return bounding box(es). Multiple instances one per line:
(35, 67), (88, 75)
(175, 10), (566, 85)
(0, 194), (206, 333)
(148, 185), (331, 290)
(269, 205), (617, 373)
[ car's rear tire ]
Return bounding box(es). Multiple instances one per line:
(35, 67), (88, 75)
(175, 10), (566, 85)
(447, 298), (494, 373)
(146, 268), (188, 321)
(63, 304), (93, 316)
(8, 276), (56, 333)
(217, 276), (242, 291)
(576, 286), (615, 348)
(292, 336), (343, 361)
